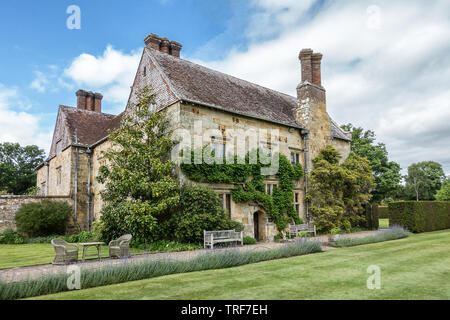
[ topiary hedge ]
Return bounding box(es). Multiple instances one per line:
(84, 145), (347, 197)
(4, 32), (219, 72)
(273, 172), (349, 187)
(376, 206), (389, 219)
(388, 201), (450, 233)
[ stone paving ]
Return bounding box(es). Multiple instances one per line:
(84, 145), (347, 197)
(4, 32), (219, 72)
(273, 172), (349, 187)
(0, 230), (383, 283)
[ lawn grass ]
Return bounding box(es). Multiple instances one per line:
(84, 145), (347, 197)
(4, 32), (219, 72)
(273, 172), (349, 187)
(0, 244), (143, 269)
(379, 219), (389, 229)
(31, 230), (450, 300)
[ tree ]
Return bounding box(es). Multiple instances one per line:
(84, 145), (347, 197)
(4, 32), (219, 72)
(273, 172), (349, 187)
(96, 87), (180, 243)
(0, 143), (45, 195)
(307, 146), (375, 233)
(404, 161), (446, 201)
(341, 124), (402, 203)
(435, 179), (450, 201)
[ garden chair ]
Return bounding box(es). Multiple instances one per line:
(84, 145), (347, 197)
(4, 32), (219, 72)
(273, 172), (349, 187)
(109, 234), (132, 258)
(51, 238), (79, 265)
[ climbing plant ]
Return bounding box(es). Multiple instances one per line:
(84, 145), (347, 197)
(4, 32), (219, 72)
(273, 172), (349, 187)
(181, 147), (304, 231)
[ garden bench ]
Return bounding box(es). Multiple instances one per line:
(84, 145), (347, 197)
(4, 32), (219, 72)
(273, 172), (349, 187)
(204, 230), (243, 249)
(289, 223), (317, 238)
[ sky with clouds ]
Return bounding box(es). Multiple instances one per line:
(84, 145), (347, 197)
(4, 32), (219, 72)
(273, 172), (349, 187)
(0, 0), (449, 175)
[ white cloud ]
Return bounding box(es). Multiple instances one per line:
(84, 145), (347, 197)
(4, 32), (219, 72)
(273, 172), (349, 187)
(0, 84), (52, 154)
(64, 45), (141, 112)
(30, 66), (74, 93)
(190, 0), (450, 173)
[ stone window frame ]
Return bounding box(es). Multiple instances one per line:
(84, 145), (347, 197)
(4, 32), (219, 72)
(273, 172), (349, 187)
(293, 191), (301, 215)
(211, 136), (226, 160)
(265, 182), (278, 195)
(217, 191), (232, 218)
(290, 151), (301, 164)
(56, 166), (62, 186)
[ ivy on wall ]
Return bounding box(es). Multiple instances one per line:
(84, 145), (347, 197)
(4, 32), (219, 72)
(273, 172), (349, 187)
(180, 147), (304, 231)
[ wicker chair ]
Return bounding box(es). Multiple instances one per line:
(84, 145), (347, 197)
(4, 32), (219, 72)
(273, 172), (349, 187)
(109, 234), (132, 258)
(51, 238), (79, 265)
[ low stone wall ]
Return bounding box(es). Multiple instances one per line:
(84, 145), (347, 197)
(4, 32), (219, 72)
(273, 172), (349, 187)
(0, 195), (72, 233)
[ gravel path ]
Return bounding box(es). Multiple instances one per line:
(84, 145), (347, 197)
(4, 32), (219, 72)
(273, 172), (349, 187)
(0, 230), (383, 283)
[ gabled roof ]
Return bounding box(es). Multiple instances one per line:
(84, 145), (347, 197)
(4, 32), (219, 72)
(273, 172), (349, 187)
(60, 106), (119, 146)
(141, 48), (350, 140)
(147, 48), (300, 128)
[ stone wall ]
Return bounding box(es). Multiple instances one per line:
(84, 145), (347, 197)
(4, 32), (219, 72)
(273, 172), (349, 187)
(175, 101), (307, 241)
(0, 195), (72, 233)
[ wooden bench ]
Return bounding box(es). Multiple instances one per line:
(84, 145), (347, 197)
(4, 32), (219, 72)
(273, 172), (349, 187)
(204, 230), (243, 249)
(289, 223), (317, 238)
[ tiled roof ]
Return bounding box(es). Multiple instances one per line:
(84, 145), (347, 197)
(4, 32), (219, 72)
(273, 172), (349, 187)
(60, 106), (122, 146)
(147, 48), (301, 128)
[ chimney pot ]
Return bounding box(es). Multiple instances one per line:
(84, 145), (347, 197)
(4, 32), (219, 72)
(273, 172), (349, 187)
(76, 89), (88, 110)
(86, 91), (95, 111)
(94, 92), (103, 113)
(144, 33), (162, 51)
(311, 53), (323, 86)
(169, 40), (182, 58)
(160, 38), (170, 54)
(299, 49), (313, 83)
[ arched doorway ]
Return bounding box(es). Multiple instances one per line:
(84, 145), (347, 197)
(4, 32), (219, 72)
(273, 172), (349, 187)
(253, 211), (265, 241)
(253, 212), (259, 241)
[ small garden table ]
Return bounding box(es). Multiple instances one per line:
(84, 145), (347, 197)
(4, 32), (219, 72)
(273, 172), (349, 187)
(79, 242), (105, 262)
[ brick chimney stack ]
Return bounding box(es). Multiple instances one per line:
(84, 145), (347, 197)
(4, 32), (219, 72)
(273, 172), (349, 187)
(299, 49), (313, 83)
(160, 37), (170, 54)
(170, 41), (182, 58)
(311, 53), (323, 86)
(299, 49), (323, 87)
(76, 90), (103, 112)
(144, 33), (182, 58)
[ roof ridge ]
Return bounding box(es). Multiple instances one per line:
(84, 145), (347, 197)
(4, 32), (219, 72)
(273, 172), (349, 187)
(59, 105), (116, 118)
(150, 48), (297, 103)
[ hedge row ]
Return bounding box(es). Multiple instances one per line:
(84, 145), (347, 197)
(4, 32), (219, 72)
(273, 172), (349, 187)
(376, 206), (389, 219)
(388, 201), (450, 233)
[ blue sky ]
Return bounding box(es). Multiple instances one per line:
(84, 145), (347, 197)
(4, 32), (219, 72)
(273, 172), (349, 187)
(0, 0), (449, 175)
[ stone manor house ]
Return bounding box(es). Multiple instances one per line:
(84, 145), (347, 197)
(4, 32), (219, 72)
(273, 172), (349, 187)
(35, 34), (351, 241)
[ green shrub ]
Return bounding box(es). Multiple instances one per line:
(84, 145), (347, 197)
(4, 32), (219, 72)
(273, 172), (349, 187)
(388, 201), (450, 233)
(274, 233), (283, 241)
(14, 200), (72, 237)
(243, 236), (257, 245)
(64, 231), (96, 243)
(131, 240), (202, 252)
(376, 206), (389, 219)
(0, 229), (26, 244)
(169, 186), (244, 243)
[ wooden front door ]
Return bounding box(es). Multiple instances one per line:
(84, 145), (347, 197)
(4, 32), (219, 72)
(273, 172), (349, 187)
(253, 212), (259, 241)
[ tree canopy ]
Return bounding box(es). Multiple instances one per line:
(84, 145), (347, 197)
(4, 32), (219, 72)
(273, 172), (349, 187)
(435, 179), (450, 201)
(307, 146), (375, 233)
(404, 161), (446, 201)
(0, 142), (45, 195)
(341, 123), (402, 203)
(96, 87), (180, 242)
